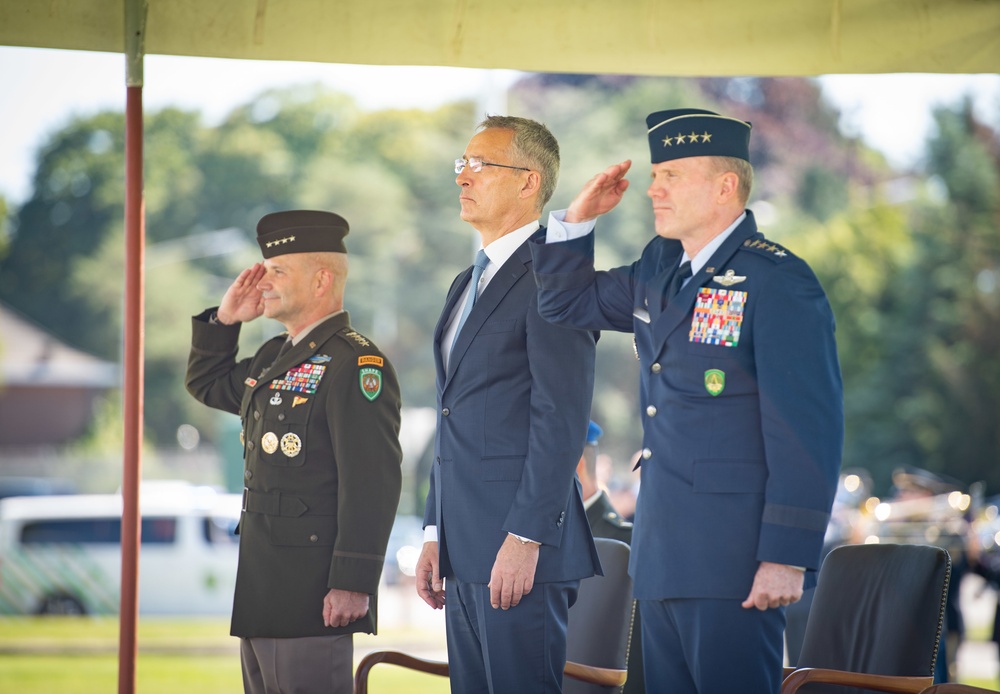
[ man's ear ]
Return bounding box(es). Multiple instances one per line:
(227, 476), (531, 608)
(717, 171), (739, 203)
(520, 170), (542, 201)
(314, 267), (333, 296)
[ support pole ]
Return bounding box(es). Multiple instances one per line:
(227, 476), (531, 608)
(119, 2), (147, 693)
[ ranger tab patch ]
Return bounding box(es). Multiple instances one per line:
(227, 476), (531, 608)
(689, 288), (747, 347)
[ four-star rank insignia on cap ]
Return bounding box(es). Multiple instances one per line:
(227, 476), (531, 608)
(358, 355), (384, 401)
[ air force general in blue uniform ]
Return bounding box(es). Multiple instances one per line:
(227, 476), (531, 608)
(530, 109), (844, 693)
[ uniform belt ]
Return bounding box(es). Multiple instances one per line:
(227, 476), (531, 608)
(241, 488), (336, 517)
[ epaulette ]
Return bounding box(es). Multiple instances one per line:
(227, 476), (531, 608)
(337, 327), (374, 350)
(336, 327), (385, 364)
(741, 237), (793, 262)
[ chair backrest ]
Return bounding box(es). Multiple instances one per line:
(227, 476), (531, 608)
(564, 537), (634, 694)
(797, 543), (951, 685)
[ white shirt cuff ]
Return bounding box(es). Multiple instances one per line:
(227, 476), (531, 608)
(546, 209), (596, 243)
(424, 525), (438, 543)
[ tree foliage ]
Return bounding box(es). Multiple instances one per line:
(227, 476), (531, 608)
(1, 76), (998, 497)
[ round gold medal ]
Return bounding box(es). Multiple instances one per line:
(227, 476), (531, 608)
(280, 432), (302, 457)
(261, 432), (279, 454)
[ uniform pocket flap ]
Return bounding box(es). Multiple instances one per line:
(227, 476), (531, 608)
(268, 517), (336, 546)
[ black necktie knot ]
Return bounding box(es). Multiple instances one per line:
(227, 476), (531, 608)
(668, 260), (692, 300)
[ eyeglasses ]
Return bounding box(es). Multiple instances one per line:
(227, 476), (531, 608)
(455, 157), (531, 174)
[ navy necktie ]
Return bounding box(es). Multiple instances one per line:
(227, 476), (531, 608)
(451, 249), (489, 352)
(666, 260), (692, 303)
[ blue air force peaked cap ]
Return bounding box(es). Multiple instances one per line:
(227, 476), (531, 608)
(586, 421), (603, 446)
(646, 108), (752, 165)
(256, 210), (350, 259)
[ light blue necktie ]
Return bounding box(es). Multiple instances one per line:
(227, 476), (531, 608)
(451, 249), (489, 352)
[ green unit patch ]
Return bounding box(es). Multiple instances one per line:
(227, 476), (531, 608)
(359, 367), (383, 401)
(704, 369), (725, 396)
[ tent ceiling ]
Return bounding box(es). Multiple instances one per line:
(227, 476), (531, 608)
(1, 0), (997, 76)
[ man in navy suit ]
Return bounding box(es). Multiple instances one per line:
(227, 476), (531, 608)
(530, 108), (843, 693)
(414, 115), (601, 693)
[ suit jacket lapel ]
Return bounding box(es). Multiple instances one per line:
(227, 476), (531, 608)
(434, 269), (470, 387)
(651, 214), (759, 347)
(444, 239), (531, 388)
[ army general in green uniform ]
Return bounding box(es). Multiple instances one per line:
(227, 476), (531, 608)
(186, 210), (402, 694)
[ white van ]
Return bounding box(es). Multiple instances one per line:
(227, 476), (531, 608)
(0, 481), (240, 615)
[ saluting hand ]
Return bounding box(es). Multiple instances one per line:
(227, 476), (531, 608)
(323, 588), (369, 628)
(741, 561), (804, 611)
(489, 534), (539, 610)
(564, 160), (632, 224)
(216, 263), (266, 325)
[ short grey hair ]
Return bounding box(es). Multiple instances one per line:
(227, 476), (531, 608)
(478, 115), (560, 210)
(709, 156), (754, 205)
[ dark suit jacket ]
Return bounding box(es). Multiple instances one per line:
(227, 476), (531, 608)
(424, 229), (601, 585)
(186, 310), (402, 637)
(532, 211), (843, 600)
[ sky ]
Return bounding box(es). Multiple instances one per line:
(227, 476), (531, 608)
(0, 45), (998, 205)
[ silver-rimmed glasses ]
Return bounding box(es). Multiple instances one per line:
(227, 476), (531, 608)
(455, 157), (531, 174)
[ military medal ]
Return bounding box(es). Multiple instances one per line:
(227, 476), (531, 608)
(280, 432), (302, 457)
(239, 430), (245, 446)
(292, 396), (308, 408)
(689, 288), (747, 347)
(270, 392), (283, 406)
(270, 363), (326, 394)
(261, 432), (279, 454)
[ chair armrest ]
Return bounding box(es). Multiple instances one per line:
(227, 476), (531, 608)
(353, 650), (450, 694)
(564, 660), (627, 687)
(781, 668), (932, 694)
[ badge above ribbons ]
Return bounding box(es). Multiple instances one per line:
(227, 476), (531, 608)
(704, 369), (726, 397)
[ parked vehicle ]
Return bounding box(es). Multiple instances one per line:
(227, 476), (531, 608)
(0, 481), (240, 615)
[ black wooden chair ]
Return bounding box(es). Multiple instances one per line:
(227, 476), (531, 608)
(354, 537), (635, 694)
(782, 542), (952, 694)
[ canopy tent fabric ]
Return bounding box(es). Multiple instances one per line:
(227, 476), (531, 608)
(1, 0), (998, 76)
(1, 2), (996, 694)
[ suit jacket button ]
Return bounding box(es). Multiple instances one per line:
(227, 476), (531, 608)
(651, 363), (662, 374)
(646, 405), (657, 416)
(441, 408), (450, 416)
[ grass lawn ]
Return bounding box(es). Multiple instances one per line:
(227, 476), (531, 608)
(0, 616), (449, 693)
